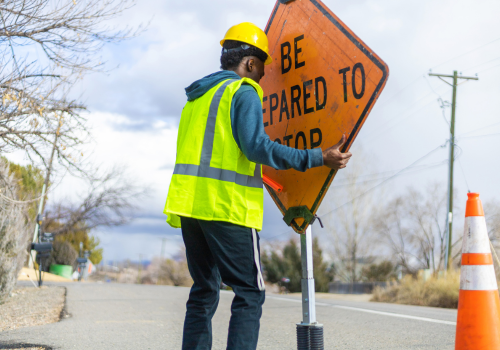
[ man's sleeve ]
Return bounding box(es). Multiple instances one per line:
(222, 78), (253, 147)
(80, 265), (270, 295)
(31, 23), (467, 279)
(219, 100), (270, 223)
(231, 87), (324, 172)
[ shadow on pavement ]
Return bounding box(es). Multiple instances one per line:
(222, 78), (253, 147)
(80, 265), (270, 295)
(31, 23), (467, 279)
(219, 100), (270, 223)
(0, 341), (53, 349)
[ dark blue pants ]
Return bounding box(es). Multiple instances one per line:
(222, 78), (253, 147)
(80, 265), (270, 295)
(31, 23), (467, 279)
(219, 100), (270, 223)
(181, 217), (266, 350)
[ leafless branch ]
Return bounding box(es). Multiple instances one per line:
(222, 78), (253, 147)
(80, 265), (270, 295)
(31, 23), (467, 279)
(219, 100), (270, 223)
(44, 166), (147, 235)
(0, 0), (140, 174)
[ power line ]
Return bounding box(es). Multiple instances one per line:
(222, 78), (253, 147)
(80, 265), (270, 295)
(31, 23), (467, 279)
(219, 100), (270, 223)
(463, 56), (500, 73)
(262, 145), (450, 242)
(365, 77), (453, 142)
(457, 158), (471, 193)
(458, 121), (500, 137)
(431, 36), (500, 70)
(454, 145), (470, 193)
(361, 74), (453, 144)
(424, 74), (445, 99)
(364, 83), (448, 137)
(374, 75), (424, 109)
(330, 161), (447, 189)
(476, 62), (500, 74)
(317, 144), (447, 220)
(458, 132), (500, 140)
(363, 97), (439, 143)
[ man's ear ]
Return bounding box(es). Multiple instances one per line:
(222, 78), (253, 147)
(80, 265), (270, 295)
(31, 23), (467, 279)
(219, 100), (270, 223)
(246, 57), (255, 73)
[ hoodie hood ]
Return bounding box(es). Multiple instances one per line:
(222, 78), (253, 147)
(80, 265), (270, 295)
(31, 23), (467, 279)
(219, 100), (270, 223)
(185, 71), (240, 102)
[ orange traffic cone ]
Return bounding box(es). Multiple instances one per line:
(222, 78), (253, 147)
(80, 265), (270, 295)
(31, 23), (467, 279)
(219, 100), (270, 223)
(455, 193), (500, 349)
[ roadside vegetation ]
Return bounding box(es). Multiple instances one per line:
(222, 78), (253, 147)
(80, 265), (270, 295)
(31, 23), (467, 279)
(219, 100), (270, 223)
(90, 251), (193, 287)
(371, 270), (460, 308)
(0, 160), (31, 303)
(262, 237), (334, 293)
(0, 0), (144, 303)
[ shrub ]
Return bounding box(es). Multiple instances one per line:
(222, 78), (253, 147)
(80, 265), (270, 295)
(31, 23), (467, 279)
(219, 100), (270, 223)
(262, 239), (302, 292)
(0, 160), (31, 304)
(158, 259), (192, 287)
(262, 237), (333, 293)
(361, 260), (397, 282)
(371, 270), (460, 308)
(51, 228), (103, 265)
(44, 241), (78, 267)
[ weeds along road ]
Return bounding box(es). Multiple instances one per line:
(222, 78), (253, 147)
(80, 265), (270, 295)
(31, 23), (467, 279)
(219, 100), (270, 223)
(0, 283), (456, 349)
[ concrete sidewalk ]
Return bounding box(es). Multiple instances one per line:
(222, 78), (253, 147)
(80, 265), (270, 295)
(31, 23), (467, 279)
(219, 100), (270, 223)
(0, 283), (456, 349)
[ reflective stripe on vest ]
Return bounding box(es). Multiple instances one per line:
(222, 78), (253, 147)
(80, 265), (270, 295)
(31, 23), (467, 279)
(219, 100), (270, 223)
(173, 79), (263, 188)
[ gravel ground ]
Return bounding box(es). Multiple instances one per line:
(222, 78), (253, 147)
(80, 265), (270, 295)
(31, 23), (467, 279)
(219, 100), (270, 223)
(0, 286), (65, 332)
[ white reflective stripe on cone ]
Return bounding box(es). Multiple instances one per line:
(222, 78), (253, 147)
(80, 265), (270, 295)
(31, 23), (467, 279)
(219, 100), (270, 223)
(460, 265), (498, 291)
(252, 228), (266, 291)
(463, 216), (490, 254)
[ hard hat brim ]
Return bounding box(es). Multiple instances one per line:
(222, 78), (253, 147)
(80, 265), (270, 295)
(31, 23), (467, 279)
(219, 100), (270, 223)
(220, 39), (273, 65)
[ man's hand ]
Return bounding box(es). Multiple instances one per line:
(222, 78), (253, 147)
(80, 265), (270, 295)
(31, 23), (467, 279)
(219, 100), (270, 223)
(322, 134), (352, 170)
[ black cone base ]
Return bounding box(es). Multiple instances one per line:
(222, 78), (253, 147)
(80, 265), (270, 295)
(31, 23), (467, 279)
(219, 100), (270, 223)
(296, 324), (324, 350)
(297, 324), (310, 350)
(310, 326), (324, 350)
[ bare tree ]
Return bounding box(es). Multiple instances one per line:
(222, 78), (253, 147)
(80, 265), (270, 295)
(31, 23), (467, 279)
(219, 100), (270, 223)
(484, 200), (500, 280)
(373, 183), (448, 275)
(0, 159), (30, 304)
(0, 1), (145, 302)
(44, 166), (146, 236)
(373, 195), (414, 275)
(486, 200), (500, 245)
(320, 150), (381, 283)
(0, 0), (139, 173)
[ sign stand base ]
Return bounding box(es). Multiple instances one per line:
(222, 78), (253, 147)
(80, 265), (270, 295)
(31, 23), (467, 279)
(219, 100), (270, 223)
(297, 225), (324, 350)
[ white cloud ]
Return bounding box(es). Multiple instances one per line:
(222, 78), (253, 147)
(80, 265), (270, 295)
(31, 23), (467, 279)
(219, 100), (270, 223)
(46, 0), (500, 261)
(95, 231), (184, 262)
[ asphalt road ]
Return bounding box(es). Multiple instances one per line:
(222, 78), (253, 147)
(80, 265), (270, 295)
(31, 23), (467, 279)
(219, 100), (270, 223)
(0, 283), (457, 349)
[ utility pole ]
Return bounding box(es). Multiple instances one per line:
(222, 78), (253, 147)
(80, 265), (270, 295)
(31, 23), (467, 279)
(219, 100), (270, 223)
(429, 70), (478, 270)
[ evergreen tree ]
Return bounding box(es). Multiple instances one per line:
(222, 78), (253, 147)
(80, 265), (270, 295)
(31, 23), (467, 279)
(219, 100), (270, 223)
(262, 237), (333, 293)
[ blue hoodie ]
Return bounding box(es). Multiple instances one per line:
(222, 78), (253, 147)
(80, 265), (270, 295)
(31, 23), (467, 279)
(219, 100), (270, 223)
(184, 71), (324, 172)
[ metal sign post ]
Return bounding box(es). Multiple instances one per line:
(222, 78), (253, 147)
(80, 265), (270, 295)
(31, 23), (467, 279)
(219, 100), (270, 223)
(261, 1), (389, 348)
(297, 225), (323, 350)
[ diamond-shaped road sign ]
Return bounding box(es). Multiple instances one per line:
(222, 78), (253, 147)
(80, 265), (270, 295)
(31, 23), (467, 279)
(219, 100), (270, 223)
(261, 0), (389, 233)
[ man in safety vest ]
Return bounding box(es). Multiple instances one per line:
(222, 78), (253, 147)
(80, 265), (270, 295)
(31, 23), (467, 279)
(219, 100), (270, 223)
(164, 22), (352, 350)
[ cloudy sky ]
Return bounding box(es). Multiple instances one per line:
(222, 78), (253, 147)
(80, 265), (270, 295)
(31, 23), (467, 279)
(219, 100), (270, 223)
(23, 0), (500, 262)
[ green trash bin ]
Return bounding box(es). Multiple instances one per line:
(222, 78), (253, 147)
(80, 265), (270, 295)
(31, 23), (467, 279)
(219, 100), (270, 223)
(49, 264), (73, 280)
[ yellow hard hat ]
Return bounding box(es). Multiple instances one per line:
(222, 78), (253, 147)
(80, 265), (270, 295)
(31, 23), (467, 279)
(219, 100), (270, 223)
(220, 22), (273, 65)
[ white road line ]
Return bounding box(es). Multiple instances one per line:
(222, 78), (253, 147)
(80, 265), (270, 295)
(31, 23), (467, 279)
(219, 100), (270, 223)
(331, 305), (456, 326)
(266, 296), (457, 326)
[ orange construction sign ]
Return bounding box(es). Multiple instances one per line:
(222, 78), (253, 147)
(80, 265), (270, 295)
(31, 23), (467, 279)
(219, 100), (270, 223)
(261, 0), (389, 233)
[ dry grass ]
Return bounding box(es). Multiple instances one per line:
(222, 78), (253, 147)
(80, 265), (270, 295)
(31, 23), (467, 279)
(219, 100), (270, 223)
(0, 286), (65, 332)
(371, 270), (460, 308)
(17, 268), (72, 283)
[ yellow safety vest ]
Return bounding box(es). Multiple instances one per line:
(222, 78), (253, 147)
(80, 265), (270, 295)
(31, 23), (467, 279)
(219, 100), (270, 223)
(164, 78), (265, 230)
